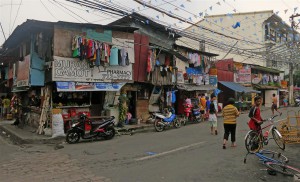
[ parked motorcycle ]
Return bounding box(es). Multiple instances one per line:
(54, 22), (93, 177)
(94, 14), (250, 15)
(66, 114), (116, 144)
(295, 96), (300, 107)
(153, 108), (181, 132)
(181, 104), (202, 125)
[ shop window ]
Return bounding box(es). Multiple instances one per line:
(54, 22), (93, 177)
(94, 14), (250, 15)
(52, 91), (90, 107)
(138, 88), (150, 100)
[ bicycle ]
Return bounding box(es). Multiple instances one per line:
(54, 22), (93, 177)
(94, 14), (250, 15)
(244, 115), (285, 153)
(244, 149), (300, 177)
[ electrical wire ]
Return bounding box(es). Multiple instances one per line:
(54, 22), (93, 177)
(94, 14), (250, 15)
(10, 0), (23, 34)
(48, 0), (84, 22)
(53, 0), (90, 22)
(8, 0), (13, 35)
(40, 0), (59, 20)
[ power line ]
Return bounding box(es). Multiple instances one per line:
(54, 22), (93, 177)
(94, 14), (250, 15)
(40, 0), (59, 20)
(53, 0), (90, 22)
(10, 0), (23, 34)
(8, 0), (13, 35)
(48, 0), (84, 22)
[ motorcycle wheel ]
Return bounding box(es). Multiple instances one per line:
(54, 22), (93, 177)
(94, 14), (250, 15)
(182, 116), (187, 126)
(173, 119), (181, 128)
(66, 131), (80, 144)
(104, 127), (115, 140)
(154, 119), (164, 132)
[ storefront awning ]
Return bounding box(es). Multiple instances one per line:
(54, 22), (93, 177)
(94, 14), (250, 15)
(11, 86), (30, 92)
(219, 81), (260, 93)
(177, 84), (215, 91)
(253, 84), (280, 90)
(56, 82), (125, 92)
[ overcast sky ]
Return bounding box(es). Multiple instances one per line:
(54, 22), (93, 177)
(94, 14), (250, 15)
(1, 0), (300, 46)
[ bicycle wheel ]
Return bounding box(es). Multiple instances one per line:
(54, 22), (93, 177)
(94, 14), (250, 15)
(259, 149), (288, 163)
(272, 128), (285, 150)
(265, 162), (300, 176)
(245, 130), (262, 153)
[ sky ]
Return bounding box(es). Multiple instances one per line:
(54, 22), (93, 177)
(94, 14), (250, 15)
(1, 0), (300, 46)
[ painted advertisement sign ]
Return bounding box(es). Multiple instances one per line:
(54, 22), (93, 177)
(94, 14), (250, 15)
(56, 82), (125, 92)
(52, 56), (133, 82)
(17, 55), (30, 87)
(236, 68), (251, 83)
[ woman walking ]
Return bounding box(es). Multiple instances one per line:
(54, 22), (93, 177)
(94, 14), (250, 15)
(222, 98), (240, 149)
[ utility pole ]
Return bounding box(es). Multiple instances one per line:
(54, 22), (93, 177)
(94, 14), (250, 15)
(289, 13), (300, 106)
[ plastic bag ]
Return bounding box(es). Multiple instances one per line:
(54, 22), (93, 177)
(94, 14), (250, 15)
(52, 113), (65, 138)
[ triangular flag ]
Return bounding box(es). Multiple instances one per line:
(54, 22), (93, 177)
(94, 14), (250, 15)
(162, 13), (165, 17)
(180, 4), (185, 8)
(216, 2), (221, 5)
(187, 0), (191, 2)
(214, 20), (218, 23)
(175, 8), (179, 11)
(143, 1), (146, 8)
(276, 11), (279, 15)
(294, 7), (298, 12)
(298, 19), (300, 22)
(131, 9), (135, 12)
(209, 6), (212, 11)
(221, 28), (225, 31)
(220, 17), (223, 22)
(189, 17), (192, 21)
(199, 12), (203, 16)
(156, 15), (159, 19)
(233, 9), (237, 12)
(86, 10), (89, 13)
(169, 11), (173, 14)
(194, 15), (197, 18)
(284, 9), (288, 14)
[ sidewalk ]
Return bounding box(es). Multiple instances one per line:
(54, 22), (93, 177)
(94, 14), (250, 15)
(0, 119), (154, 145)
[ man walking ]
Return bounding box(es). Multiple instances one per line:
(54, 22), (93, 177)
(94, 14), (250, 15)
(222, 98), (240, 149)
(271, 93), (282, 116)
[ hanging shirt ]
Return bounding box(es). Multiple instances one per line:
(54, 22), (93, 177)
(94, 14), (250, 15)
(171, 91), (176, 104)
(121, 48), (127, 66)
(109, 47), (119, 66)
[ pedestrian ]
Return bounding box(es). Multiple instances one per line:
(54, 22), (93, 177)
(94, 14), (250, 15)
(271, 93), (282, 116)
(208, 94), (218, 135)
(222, 98), (240, 149)
(199, 93), (206, 118)
(248, 96), (264, 131)
(205, 96), (210, 119)
(2, 96), (10, 117)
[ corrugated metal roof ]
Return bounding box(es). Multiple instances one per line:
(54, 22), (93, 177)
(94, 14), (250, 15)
(219, 81), (260, 93)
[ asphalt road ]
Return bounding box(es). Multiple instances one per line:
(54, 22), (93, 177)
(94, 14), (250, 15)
(0, 107), (299, 182)
(60, 107), (300, 182)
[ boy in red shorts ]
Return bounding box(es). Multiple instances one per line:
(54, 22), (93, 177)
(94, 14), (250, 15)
(248, 96), (265, 131)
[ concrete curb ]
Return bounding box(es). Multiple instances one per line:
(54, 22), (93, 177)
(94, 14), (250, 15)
(0, 124), (64, 145)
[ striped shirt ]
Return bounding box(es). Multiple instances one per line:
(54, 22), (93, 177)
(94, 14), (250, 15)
(222, 104), (239, 124)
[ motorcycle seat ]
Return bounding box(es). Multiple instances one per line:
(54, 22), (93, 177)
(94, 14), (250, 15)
(90, 120), (107, 125)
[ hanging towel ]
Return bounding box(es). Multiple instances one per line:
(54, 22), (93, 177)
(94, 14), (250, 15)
(109, 46), (119, 66)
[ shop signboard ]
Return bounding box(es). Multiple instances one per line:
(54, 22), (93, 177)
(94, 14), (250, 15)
(281, 80), (288, 89)
(56, 82), (125, 92)
(16, 55), (30, 87)
(52, 56), (133, 82)
(236, 68), (251, 83)
(209, 76), (218, 86)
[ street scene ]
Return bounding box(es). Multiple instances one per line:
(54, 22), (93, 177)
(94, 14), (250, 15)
(1, 0), (300, 181)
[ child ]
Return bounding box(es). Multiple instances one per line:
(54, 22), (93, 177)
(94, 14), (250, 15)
(208, 94), (218, 135)
(248, 96), (264, 131)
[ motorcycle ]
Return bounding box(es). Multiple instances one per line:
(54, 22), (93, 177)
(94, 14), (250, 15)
(181, 104), (202, 125)
(295, 96), (300, 107)
(153, 108), (181, 132)
(66, 114), (116, 144)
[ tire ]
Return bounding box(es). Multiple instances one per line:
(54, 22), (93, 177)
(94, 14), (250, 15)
(104, 127), (115, 140)
(173, 119), (181, 128)
(272, 128), (285, 150)
(154, 119), (164, 132)
(259, 149), (289, 163)
(66, 131), (80, 144)
(265, 162), (300, 176)
(245, 130), (262, 153)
